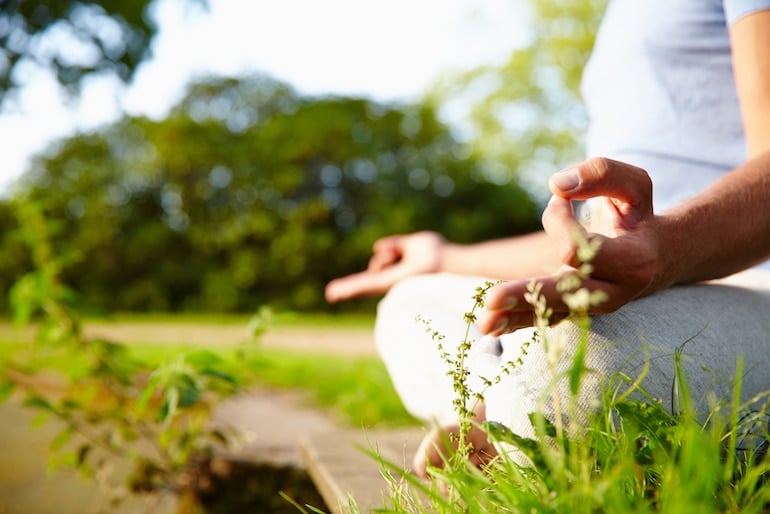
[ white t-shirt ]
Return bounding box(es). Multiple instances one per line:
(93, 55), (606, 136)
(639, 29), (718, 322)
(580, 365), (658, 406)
(582, 0), (770, 212)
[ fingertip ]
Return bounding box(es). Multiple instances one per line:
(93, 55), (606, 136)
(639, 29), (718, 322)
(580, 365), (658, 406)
(325, 278), (358, 303)
(482, 313), (511, 336)
(549, 167), (580, 195)
(484, 282), (519, 310)
(323, 284), (341, 303)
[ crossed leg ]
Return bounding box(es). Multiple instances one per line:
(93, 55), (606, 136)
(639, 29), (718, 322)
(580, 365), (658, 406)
(376, 269), (770, 472)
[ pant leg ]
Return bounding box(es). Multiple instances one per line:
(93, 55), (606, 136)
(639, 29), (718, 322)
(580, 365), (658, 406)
(485, 269), (770, 440)
(374, 273), (494, 426)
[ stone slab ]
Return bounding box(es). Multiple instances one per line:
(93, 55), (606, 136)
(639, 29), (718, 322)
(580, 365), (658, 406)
(299, 428), (425, 514)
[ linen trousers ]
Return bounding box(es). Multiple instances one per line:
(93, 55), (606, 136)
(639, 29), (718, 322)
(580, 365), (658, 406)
(375, 270), (770, 441)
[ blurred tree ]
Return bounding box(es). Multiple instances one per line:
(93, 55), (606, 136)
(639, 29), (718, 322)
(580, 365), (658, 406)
(0, 201), (28, 312)
(429, 0), (608, 200)
(0, 0), (204, 107)
(15, 75), (540, 313)
(5, 0), (610, 314)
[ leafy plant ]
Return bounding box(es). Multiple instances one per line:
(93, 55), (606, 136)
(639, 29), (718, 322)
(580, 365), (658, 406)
(1, 199), (257, 513)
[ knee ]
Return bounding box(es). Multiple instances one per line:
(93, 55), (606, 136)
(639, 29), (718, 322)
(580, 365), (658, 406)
(376, 276), (430, 331)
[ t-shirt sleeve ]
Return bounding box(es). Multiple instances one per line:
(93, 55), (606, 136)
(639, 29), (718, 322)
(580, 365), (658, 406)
(725, 0), (770, 25)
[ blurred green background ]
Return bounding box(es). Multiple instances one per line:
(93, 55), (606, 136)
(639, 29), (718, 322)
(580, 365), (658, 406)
(0, 0), (605, 316)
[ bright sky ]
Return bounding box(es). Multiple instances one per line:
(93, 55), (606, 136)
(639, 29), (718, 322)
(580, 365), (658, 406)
(0, 0), (528, 193)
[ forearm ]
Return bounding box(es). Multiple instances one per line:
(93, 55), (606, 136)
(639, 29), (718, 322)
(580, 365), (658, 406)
(438, 231), (560, 279)
(658, 150), (770, 288)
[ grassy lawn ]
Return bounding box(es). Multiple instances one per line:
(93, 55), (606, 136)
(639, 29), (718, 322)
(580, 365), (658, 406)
(0, 313), (414, 428)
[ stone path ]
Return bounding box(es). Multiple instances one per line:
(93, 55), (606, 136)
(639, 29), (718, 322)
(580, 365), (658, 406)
(92, 319), (427, 513)
(213, 388), (337, 468)
(212, 389), (425, 513)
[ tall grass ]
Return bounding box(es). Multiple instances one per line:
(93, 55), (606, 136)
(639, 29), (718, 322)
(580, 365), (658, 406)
(368, 365), (770, 513)
(357, 239), (770, 514)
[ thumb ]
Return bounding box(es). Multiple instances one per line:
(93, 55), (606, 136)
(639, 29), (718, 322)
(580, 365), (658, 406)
(548, 158), (653, 217)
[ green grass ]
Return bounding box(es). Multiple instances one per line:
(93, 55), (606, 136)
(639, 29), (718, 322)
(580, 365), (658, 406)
(251, 349), (415, 427)
(0, 336), (414, 429)
(128, 342), (415, 427)
(43, 311), (376, 328)
(0, 310), (407, 427)
(364, 361), (770, 514)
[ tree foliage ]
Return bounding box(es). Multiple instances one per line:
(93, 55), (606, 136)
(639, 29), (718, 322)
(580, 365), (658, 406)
(0, 0), (610, 314)
(429, 0), (608, 199)
(8, 75), (540, 313)
(0, 0), (202, 107)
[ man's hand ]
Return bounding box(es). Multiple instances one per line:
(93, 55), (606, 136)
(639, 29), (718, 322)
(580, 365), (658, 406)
(324, 231), (446, 302)
(477, 158), (670, 335)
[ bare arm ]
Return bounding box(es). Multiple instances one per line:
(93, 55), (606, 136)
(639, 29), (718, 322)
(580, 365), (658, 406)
(325, 230), (559, 303)
(659, 152), (770, 287)
(439, 231), (558, 278)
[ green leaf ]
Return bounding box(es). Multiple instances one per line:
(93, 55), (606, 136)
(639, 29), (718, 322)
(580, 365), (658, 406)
(569, 328), (588, 396)
(61, 399), (82, 411)
(485, 421), (541, 462)
(30, 411), (50, 429)
(136, 373), (162, 415)
(0, 381), (15, 404)
(177, 385), (201, 408)
(50, 427), (74, 451)
(186, 350), (222, 367)
(200, 368), (237, 384)
(24, 395), (53, 411)
(209, 429), (229, 446)
(161, 386), (179, 422)
(528, 412), (558, 438)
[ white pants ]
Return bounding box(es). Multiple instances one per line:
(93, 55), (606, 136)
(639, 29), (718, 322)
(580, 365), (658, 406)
(375, 270), (770, 439)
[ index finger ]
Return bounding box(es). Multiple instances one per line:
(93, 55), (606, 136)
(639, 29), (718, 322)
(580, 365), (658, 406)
(540, 195), (597, 267)
(324, 267), (404, 302)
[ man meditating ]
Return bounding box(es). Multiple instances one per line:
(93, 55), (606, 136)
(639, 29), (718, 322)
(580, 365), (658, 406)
(325, 0), (770, 474)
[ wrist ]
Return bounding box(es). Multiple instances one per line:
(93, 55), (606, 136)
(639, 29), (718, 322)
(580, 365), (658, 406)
(436, 241), (465, 274)
(647, 213), (687, 293)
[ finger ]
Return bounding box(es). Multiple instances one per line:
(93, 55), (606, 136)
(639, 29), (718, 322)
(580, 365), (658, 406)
(476, 275), (629, 334)
(368, 246), (400, 271)
(413, 427), (455, 477)
(542, 190), (656, 287)
(541, 195), (597, 267)
(468, 448), (496, 469)
(549, 158), (653, 219)
(371, 234), (407, 254)
(366, 236), (402, 271)
(324, 266), (405, 302)
(476, 277), (556, 334)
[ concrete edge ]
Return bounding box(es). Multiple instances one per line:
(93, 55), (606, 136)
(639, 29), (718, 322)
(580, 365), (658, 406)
(298, 428), (425, 514)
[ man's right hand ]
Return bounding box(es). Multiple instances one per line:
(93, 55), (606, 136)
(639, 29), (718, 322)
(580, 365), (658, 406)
(324, 231), (446, 302)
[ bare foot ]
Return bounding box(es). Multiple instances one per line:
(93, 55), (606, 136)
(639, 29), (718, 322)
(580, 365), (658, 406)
(412, 404), (498, 478)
